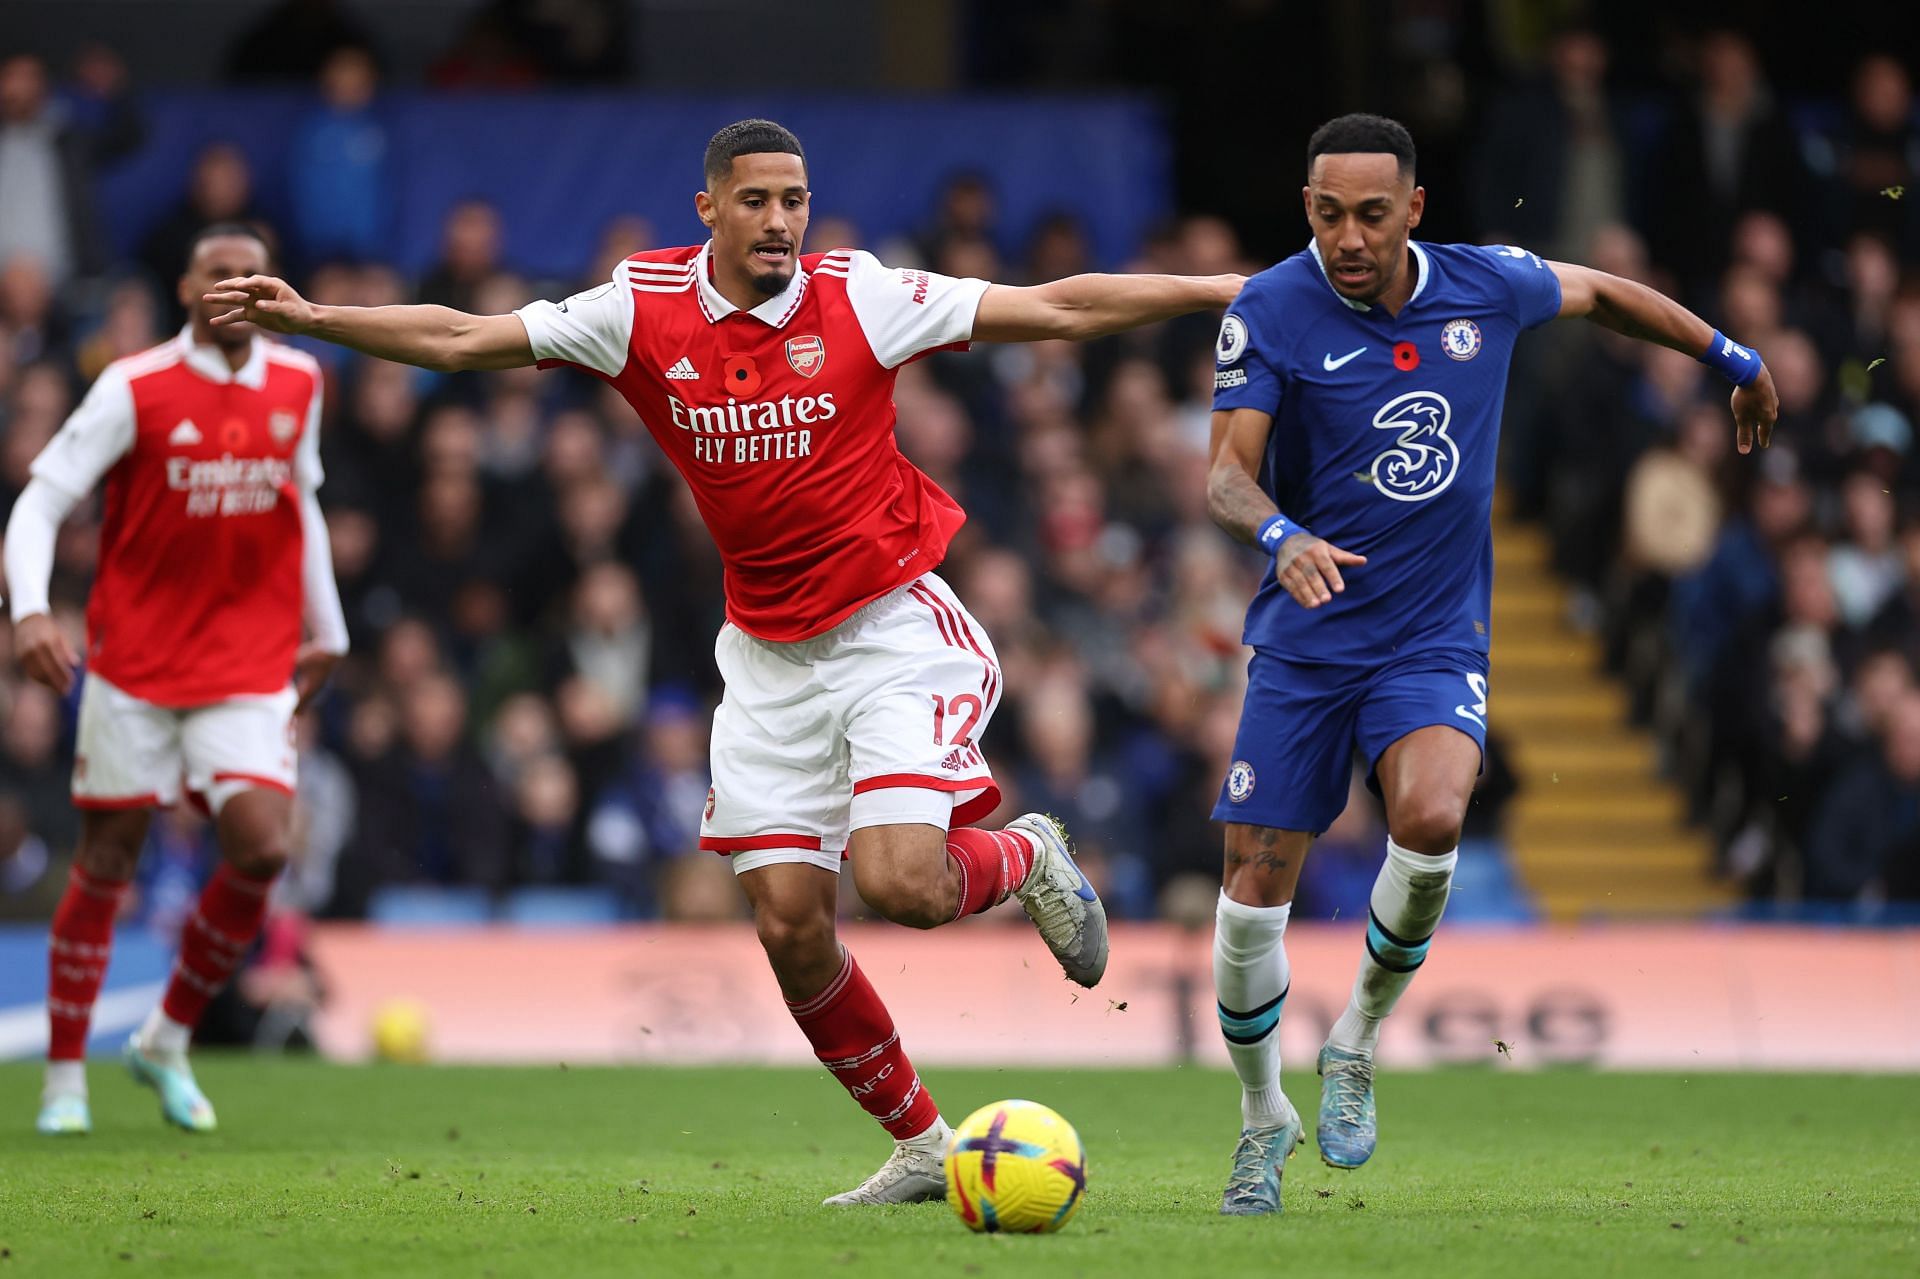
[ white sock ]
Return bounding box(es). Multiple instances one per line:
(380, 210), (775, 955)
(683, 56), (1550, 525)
(1213, 891), (1294, 1129)
(1329, 838), (1457, 1054)
(43, 1060), (86, 1102)
(904, 1115), (951, 1151)
(138, 1007), (192, 1058)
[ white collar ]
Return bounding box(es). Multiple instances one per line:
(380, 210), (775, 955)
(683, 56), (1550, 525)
(177, 325), (268, 389)
(1307, 239), (1431, 312)
(691, 241), (810, 329)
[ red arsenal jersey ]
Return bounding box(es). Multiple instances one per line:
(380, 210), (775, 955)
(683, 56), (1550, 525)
(29, 331), (324, 705)
(516, 244), (989, 642)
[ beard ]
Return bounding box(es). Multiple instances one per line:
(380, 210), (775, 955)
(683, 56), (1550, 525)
(747, 262), (793, 297)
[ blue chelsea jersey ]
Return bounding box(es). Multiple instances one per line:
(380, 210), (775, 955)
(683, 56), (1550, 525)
(1213, 240), (1563, 666)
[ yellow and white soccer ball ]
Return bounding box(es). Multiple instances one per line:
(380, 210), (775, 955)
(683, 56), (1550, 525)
(370, 998), (432, 1063)
(945, 1099), (1088, 1234)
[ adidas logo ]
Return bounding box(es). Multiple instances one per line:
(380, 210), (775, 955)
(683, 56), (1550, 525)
(664, 356), (700, 380)
(169, 419), (203, 446)
(940, 748), (968, 772)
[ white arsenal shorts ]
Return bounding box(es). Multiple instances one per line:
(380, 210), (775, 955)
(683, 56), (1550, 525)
(700, 573), (1004, 874)
(72, 673), (298, 816)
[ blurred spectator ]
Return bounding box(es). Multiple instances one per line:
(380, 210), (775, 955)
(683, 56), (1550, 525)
(586, 689), (709, 913)
(1823, 54), (1920, 255)
(287, 47), (390, 265)
(430, 5), (545, 89)
(1012, 672), (1154, 917)
(1670, 451), (1811, 693)
(417, 200), (506, 314)
(0, 794), (64, 920)
(336, 672), (510, 913)
(140, 143), (261, 317)
(1802, 688), (1920, 901)
(585, 215), (656, 286)
(282, 712), (356, 917)
(1648, 30), (1809, 301)
(0, 681), (77, 859)
(1025, 212), (1094, 283)
(0, 49), (143, 290)
(1828, 468), (1903, 626)
(0, 256), (64, 368)
(511, 752), (583, 884)
(74, 278), (161, 382)
(224, 0), (379, 83)
(432, 0), (632, 87)
(550, 562), (651, 724)
(913, 171), (998, 269)
(1469, 26), (1628, 261)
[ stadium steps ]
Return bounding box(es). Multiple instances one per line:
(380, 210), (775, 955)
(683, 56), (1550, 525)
(1488, 514), (1736, 922)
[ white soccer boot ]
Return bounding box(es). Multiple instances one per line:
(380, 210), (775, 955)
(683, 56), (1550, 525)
(822, 1118), (951, 1206)
(1007, 813), (1110, 987)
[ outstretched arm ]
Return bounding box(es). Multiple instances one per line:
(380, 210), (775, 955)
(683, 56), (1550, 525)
(972, 273), (1243, 343)
(1208, 406), (1365, 609)
(205, 275), (535, 373)
(1549, 261), (1778, 454)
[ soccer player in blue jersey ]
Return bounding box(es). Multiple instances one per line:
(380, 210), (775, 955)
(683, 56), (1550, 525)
(1205, 114), (1778, 1215)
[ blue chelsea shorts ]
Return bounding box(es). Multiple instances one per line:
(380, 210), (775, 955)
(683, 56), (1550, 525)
(1213, 646), (1488, 835)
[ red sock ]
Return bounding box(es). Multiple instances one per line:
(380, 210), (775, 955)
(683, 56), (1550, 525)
(160, 863), (276, 1028)
(786, 949), (940, 1140)
(47, 866), (131, 1061)
(945, 827), (1037, 920)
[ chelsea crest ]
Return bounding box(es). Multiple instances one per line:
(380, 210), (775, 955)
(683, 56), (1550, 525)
(1226, 760), (1256, 803)
(1441, 318), (1482, 361)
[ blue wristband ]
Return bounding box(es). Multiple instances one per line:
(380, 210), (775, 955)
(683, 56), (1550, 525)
(1256, 513), (1305, 554)
(1700, 329), (1762, 387)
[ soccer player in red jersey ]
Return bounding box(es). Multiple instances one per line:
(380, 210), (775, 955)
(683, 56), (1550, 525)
(205, 120), (1240, 1203)
(6, 224), (349, 1135)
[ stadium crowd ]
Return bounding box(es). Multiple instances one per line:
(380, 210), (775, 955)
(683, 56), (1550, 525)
(1, 22), (1918, 951)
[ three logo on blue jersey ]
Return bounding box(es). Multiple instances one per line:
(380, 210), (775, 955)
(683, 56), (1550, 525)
(1370, 390), (1459, 502)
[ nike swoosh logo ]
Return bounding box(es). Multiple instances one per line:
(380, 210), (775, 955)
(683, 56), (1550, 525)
(1071, 862), (1098, 902)
(1323, 347), (1366, 371)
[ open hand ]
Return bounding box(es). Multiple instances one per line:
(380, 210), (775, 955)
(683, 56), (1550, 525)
(1275, 533), (1366, 608)
(204, 275), (318, 336)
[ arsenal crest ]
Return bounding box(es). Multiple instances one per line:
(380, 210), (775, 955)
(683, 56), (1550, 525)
(786, 334), (826, 378)
(269, 410), (299, 443)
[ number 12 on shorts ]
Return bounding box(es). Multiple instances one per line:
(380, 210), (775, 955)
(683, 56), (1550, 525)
(1454, 673), (1488, 729)
(932, 693), (983, 746)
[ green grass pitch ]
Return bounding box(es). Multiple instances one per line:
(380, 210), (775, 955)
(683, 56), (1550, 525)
(1, 1060), (1914, 1278)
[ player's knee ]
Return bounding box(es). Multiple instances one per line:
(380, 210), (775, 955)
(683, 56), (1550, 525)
(76, 840), (141, 882)
(77, 815), (147, 880)
(861, 876), (952, 930)
(226, 835), (290, 880)
(1391, 797), (1467, 853)
(754, 907), (837, 969)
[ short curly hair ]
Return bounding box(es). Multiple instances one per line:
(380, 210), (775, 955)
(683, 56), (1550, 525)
(704, 119), (807, 186)
(1306, 114), (1416, 181)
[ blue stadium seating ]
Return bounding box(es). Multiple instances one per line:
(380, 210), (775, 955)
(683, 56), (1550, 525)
(499, 887), (624, 928)
(366, 885), (494, 928)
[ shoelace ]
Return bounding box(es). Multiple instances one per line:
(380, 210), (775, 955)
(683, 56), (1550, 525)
(847, 1147), (938, 1200)
(1327, 1059), (1374, 1127)
(1019, 831), (1085, 943)
(1224, 1131), (1280, 1201)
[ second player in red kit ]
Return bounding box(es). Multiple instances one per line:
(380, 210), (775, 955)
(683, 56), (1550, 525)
(205, 120), (1242, 1204)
